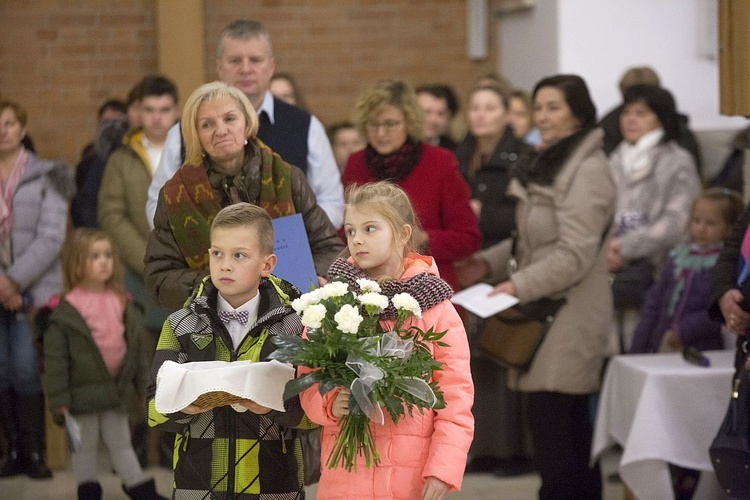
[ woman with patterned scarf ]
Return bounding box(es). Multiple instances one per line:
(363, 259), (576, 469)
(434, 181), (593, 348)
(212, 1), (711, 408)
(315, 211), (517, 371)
(144, 82), (343, 312)
(341, 79), (481, 292)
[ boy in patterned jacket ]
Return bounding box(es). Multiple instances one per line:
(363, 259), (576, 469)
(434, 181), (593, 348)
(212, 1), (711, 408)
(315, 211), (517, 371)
(147, 203), (310, 499)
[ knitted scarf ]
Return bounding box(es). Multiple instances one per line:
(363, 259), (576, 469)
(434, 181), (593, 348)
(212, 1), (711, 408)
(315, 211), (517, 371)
(364, 137), (423, 182)
(327, 256), (453, 320)
(163, 138), (295, 270)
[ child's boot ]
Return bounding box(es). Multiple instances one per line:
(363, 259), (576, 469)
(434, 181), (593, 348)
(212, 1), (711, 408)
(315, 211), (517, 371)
(77, 481), (102, 500)
(123, 478), (168, 500)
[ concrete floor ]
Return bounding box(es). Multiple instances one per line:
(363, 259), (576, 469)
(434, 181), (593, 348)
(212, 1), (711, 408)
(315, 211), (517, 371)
(0, 449), (626, 500)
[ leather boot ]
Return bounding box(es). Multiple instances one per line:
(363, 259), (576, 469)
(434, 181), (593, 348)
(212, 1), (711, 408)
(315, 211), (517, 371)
(77, 481), (103, 500)
(17, 392), (52, 479)
(122, 478), (168, 500)
(0, 389), (22, 477)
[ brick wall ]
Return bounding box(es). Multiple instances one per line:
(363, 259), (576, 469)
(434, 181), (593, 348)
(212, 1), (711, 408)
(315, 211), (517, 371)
(205, 0), (498, 128)
(1, 0), (496, 165)
(0, 1), (157, 164)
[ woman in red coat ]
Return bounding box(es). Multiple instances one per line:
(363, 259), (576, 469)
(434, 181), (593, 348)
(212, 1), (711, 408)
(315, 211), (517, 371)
(343, 80), (481, 290)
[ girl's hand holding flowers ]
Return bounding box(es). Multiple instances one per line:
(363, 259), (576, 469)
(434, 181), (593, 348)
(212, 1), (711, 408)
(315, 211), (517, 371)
(331, 388), (351, 418)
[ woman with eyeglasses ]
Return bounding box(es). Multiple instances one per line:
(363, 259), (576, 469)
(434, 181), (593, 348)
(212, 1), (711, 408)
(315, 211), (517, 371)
(341, 79), (481, 291)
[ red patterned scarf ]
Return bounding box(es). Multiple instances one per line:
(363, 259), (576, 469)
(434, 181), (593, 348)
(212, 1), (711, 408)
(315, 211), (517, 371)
(163, 138), (295, 270)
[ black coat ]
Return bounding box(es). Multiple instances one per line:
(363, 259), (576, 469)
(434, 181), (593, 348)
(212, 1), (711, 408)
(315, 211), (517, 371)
(455, 126), (531, 248)
(710, 204), (750, 373)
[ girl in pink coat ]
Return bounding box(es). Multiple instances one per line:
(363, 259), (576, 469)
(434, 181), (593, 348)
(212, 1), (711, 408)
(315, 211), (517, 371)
(300, 181), (474, 500)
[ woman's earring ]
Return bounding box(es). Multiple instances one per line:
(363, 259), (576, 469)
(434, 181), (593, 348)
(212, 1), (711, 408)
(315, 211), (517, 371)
(244, 138), (249, 146)
(202, 151), (206, 158)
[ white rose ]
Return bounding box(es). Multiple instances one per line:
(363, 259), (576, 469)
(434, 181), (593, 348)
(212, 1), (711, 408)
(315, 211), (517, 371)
(392, 293), (422, 318)
(301, 304), (327, 329)
(334, 304), (363, 334)
(319, 281), (349, 299)
(358, 292), (389, 312)
(291, 296), (308, 313)
(291, 289), (323, 313)
(305, 288), (322, 304)
(356, 278), (381, 294)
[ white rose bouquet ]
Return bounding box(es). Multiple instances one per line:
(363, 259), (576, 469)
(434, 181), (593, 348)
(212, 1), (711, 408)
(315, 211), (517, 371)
(270, 279), (447, 471)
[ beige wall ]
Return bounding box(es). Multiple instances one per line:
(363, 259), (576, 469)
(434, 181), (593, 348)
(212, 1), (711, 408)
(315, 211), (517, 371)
(1, 1), (498, 165)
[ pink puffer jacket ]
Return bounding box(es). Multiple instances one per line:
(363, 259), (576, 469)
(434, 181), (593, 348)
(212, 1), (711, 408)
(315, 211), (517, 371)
(300, 255), (474, 499)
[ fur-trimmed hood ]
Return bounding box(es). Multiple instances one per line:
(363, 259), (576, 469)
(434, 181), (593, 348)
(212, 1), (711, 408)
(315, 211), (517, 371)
(23, 152), (76, 200)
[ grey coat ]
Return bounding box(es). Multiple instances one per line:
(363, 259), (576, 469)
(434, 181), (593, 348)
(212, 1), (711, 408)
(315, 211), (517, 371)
(4, 153), (74, 306)
(479, 129), (616, 393)
(610, 140), (700, 266)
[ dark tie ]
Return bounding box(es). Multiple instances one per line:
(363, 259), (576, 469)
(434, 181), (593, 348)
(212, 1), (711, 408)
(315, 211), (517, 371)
(218, 310), (249, 325)
(259, 110), (270, 126)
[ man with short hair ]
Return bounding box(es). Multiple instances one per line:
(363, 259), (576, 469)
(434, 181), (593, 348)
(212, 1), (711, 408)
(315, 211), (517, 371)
(146, 19), (344, 228)
(99, 74), (181, 468)
(416, 84), (459, 151)
(99, 74), (179, 334)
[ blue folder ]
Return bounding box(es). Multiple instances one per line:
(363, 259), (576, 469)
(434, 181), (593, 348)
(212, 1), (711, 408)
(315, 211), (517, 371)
(271, 214), (318, 292)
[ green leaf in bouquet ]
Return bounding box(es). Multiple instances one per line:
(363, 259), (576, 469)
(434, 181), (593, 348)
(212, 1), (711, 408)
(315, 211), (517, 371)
(283, 372), (319, 400)
(318, 377), (341, 396)
(268, 334), (305, 351)
(267, 339), (306, 365)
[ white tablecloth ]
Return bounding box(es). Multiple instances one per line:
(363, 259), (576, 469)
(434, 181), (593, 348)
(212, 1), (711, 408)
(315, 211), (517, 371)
(591, 350), (735, 500)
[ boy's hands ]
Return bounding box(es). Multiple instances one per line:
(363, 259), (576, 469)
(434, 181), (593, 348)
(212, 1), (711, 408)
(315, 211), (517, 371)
(421, 476), (449, 500)
(331, 388), (351, 418)
(182, 399), (272, 415)
(238, 399), (272, 414)
(181, 404), (215, 414)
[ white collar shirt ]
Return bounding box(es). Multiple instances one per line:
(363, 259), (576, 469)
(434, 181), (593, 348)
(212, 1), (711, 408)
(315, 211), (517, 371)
(141, 135), (164, 175)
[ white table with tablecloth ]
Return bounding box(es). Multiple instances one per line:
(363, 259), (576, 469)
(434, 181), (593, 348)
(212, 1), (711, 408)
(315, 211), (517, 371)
(591, 350), (736, 500)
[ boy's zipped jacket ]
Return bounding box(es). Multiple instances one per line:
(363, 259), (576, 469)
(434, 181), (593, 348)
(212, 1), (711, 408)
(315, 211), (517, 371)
(147, 275), (313, 499)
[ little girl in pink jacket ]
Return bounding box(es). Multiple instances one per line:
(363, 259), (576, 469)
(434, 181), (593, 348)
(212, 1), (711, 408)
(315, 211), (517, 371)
(300, 181), (474, 499)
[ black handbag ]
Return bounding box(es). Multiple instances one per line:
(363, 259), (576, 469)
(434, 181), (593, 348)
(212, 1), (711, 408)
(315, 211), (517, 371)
(611, 259), (654, 309)
(709, 343), (750, 498)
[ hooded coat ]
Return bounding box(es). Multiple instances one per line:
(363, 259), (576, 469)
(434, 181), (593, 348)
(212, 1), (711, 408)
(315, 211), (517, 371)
(300, 255), (474, 499)
(4, 152), (74, 306)
(43, 298), (147, 414)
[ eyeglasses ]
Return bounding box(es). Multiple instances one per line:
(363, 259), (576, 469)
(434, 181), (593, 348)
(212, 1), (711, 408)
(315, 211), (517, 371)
(366, 120), (404, 132)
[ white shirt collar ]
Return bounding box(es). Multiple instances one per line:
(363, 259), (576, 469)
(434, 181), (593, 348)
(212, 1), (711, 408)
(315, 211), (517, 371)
(258, 91), (276, 125)
(141, 134), (164, 174)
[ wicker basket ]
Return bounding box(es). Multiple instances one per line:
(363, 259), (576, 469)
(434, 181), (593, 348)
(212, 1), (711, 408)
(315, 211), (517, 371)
(192, 391), (246, 408)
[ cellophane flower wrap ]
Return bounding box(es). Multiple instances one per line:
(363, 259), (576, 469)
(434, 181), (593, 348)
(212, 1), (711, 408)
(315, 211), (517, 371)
(269, 278), (447, 471)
